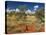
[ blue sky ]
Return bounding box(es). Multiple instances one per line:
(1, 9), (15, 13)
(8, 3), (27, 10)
(5, 1), (44, 11)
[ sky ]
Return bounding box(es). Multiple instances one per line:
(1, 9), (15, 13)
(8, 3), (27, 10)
(5, 1), (44, 11)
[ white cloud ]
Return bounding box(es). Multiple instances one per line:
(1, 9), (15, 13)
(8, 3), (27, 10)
(25, 9), (35, 14)
(34, 5), (39, 9)
(15, 8), (20, 12)
(12, 9), (16, 11)
(6, 8), (10, 12)
(25, 9), (31, 14)
(34, 5), (39, 10)
(6, 9), (16, 13)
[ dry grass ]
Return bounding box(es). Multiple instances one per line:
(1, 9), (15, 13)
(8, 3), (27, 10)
(6, 14), (45, 34)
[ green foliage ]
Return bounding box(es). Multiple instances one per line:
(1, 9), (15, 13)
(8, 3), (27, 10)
(35, 8), (45, 22)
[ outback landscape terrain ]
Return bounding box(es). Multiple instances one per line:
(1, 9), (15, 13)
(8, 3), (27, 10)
(6, 8), (45, 34)
(5, 1), (45, 34)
